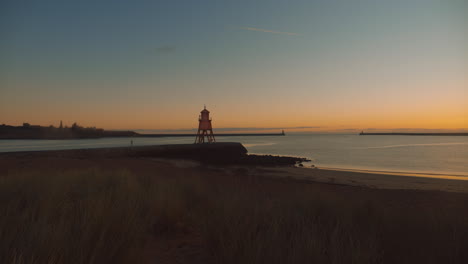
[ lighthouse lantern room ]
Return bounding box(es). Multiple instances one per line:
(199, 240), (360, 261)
(194, 106), (216, 144)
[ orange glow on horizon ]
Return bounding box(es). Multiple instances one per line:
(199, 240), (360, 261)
(1, 104), (466, 132)
(2, 80), (466, 132)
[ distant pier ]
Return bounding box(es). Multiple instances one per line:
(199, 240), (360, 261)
(137, 132), (285, 138)
(359, 132), (468, 136)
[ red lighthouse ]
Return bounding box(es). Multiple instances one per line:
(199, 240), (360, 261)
(195, 106), (216, 144)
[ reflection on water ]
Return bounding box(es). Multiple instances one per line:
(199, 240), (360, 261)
(1, 134), (467, 176)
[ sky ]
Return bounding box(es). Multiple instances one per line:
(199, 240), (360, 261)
(1, 0), (466, 132)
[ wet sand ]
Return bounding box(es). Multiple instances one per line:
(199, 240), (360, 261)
(260, 166), (468, 193)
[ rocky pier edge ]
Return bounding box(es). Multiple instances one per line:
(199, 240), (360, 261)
(0, 142), (311, 167)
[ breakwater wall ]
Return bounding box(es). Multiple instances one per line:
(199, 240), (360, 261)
(359, 132), (468, 136)
(137, 133), (285, 137)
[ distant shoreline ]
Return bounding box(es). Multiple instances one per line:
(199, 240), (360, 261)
(0, 133), (286, 140)
(359, 132), (468, 136)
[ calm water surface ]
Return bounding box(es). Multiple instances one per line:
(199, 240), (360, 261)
(1, 134), (467, 176)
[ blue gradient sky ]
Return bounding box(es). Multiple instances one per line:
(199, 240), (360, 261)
(1, 0), (466, 131)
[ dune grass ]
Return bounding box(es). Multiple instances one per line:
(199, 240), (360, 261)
(1, 168), (468, 263)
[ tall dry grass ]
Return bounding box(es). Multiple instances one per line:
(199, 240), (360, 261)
(0, 169), (192, 264)
(1, 169), (468, 263)
(197, 175), (468, 264)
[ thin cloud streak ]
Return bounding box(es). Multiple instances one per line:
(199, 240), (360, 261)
(238, 26), (301, 36)
(155, 45), (176, 53)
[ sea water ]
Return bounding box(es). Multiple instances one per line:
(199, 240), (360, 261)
(1, 134), (467, 176)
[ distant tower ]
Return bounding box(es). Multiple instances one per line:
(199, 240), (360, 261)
(59, 120), (63, 129)
(194, 105), (216, 144)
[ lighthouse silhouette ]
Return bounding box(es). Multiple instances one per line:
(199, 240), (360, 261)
(194, 105), (216, 144)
